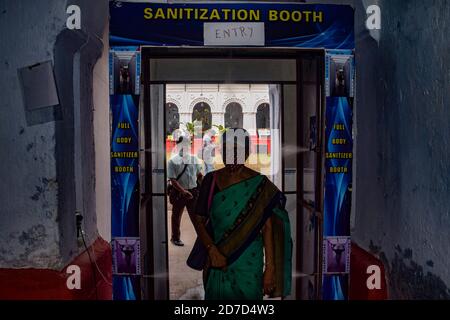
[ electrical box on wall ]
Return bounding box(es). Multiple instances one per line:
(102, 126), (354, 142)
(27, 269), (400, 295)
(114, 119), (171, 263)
(18, 61), (60, 111)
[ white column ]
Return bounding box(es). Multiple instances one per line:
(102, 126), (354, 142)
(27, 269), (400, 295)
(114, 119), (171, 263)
(212, 113), (224, 128)
(179, 113), (191, 129)
(243, 112), (256, 135)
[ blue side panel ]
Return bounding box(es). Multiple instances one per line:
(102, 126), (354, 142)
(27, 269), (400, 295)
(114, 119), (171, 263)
(323, 275), (349, 301)
(110, 94), (141, 300)
(324, 97), (353, 237)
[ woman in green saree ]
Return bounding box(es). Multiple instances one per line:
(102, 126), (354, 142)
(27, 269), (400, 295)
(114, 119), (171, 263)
(190, 128), (292, 300)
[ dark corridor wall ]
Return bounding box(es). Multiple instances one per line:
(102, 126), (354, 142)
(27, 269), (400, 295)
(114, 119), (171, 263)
(0, 0), (112, 299)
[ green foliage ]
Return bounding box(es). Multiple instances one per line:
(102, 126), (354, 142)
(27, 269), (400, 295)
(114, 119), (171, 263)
(182, 122), (196, 135)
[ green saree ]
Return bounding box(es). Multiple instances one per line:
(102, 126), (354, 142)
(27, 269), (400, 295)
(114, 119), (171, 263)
(204, 174), (292, 300)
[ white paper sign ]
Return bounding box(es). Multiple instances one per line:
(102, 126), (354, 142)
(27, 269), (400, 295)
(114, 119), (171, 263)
(204, 22), (265, 46)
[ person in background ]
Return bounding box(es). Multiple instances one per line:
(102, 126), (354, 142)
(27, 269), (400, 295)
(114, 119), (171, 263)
(168, 135), (204, 246)
(201, 129), (217, 174)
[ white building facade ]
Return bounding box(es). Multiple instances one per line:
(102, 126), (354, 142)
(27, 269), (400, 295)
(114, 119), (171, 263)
(166, 84), (270, 136)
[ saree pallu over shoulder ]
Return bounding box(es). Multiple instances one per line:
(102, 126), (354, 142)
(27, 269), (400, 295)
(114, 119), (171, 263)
(211, 175), (292, 298)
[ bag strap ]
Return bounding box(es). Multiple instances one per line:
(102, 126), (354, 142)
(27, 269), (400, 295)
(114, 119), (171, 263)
(207, 172), (217, 213)
(175, 164), (189, 181)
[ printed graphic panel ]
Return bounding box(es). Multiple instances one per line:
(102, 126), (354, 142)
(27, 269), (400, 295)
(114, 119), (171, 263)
(109, 48), (141, 95)
(323, 50), (354, 300)
(112, 237), (142, 276)
(323, 236), (351, 275)
(322, 275), (349, 301)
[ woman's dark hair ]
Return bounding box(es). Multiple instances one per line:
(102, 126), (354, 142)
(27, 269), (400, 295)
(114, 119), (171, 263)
(221, 128), (251, 165)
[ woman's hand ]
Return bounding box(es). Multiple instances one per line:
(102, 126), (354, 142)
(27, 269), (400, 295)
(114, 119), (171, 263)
(183, 190), (193, 200)
(262, 217), (275, 295)
(208, 245), (227, 270)
(263, 266), (276, 296)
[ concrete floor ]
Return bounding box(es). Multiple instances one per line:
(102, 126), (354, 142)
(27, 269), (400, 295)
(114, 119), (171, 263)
(167, 202), (205, 300)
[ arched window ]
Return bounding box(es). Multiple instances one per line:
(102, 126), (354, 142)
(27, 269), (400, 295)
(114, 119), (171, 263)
(256, 103), (270, 131)
(192, 102), (212, 132)
(166, 103), (179, 135)
(224, 102), (243, 129)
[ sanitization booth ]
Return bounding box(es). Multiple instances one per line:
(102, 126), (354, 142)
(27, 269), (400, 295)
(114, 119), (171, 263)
(109, 2), (355, 301)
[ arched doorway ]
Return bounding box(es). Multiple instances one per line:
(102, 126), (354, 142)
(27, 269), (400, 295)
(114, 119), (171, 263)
(256, 103), (270, 133)
(192, 102), (212, 132)
(224, 102), (243, 128)
(166, 102), (179, 135)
